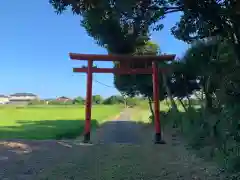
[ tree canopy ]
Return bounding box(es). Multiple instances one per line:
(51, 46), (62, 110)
(50, 0), (240, 62)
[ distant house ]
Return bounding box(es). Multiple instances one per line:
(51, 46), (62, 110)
(56, 96), (72, 103)
(8, 93), (38, 105)
(0, 95), (9, 104)
(9, 93), (38, 101)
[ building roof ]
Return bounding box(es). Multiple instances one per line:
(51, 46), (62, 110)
(57, 96), (71, 99)
(44, 98), (55, 101)
(10, 93), (37, 97)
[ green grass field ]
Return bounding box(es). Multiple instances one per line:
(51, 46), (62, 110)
(0, 105), (122, 140)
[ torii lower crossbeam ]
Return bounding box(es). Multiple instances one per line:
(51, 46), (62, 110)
(70, 53), (176, 144)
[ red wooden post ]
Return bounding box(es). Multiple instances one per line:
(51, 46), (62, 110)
(84, 59), (93, 143)
(152, 61), (165, 144)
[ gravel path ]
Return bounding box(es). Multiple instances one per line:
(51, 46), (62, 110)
(95, 109), (142, 144)
(0, 109), (229, 180)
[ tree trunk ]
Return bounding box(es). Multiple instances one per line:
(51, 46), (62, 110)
(205, 92), (213, 109)
(165, 98), (171, 109)
(147, 97), (154, 117)
(201, 89), (205, 108)
(124, 98), (127, 108)
(231, 37), (240, 65)
(120, 93), (127, 108)
(203, 76), (213, 110)
(230, 23), (240, 65)
(186, 95), (192, 108)
(162, 73), (178, 112)
(179, 98), (188, 112)
(194, 90), (204, 108)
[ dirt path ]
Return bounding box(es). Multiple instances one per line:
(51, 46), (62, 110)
(0, 109), (228, 179)
(94, 109), (142, 144)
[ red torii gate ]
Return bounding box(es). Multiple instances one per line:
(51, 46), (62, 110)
(70, 53), (175, 144)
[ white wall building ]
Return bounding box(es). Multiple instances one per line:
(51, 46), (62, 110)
(0, 95), (9, 104)
(9, 93), (38, 102)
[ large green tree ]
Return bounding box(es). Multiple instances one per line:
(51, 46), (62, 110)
(50, 0), (240, 62)
(50, 0), (169, 116)
(49, 0), (240, 112)
(50, 0), (163, 54)
(171, 1), (240, 64)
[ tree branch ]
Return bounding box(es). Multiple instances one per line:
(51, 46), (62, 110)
(163, 5), (184, 14)
(164, 6), (184, 11)
(165, 9), (183, 14)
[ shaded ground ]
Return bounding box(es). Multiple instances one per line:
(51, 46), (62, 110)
(0, 109), (229, 180)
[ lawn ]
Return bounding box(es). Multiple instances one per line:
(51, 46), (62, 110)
(0, 105), (122, 140)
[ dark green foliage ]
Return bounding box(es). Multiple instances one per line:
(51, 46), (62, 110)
(92, 95), (103, 104)
(73, 96), (85, 104)
(114, 41), (166, 100)
(170, 0), (240, 62)
(50, 0), (162, 54)
(50, 0), (240, 63)
(159, 37), (240, 174)
(157, 104), (237, 172)
(102, 95), (124, 105)
(126, 97), (140, 107)
(167, 61), (200, 99)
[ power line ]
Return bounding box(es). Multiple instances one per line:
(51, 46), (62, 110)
(78, 74), (116, 89)
(93, 79), (116, 88)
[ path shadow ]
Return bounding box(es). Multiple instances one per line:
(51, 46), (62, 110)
(0, 119), (99, 160)
(0, 119), (99, 180)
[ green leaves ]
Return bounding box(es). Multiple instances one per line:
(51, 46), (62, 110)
(171, 0), (240, 49)
(50, 0), (169, 54)
(113, 41), (167, 100)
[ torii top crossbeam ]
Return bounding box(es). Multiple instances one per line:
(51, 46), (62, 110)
(69, 53), (176, 62)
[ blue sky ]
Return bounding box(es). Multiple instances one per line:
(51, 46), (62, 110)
(0, 1), (188, 99)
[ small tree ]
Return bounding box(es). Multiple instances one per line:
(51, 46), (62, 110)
(103, 95), (124, 105)
(92, 95), (103, 104)
(73, 96), (85, 104)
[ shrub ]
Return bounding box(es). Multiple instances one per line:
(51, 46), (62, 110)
(28, 100), (46, 105)
(159, 105), (240, 173)
(103, 95), (124, 105)
(73, 96), (85, 104)
(48, 100), (74, 105)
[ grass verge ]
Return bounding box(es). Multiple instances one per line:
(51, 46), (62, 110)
(0, 105), (122, 140)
